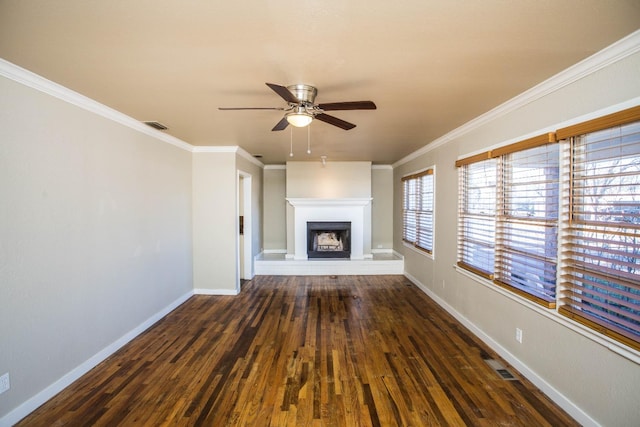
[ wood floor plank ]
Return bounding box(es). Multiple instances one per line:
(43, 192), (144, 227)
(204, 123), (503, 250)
(17, 275), (579, 426)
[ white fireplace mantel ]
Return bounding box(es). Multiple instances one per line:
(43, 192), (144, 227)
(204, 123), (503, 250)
(287, 198), (373, 207)
(287, 198), (372, 260)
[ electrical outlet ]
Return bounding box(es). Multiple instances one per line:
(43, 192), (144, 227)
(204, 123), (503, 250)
(0, 373), (10, 394)
(515, 328), (523, 343)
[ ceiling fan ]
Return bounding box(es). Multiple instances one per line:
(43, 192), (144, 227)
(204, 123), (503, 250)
(219, 83), (376, 131)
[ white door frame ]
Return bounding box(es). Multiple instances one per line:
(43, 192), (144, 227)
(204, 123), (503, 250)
(237, 170), (253, 289)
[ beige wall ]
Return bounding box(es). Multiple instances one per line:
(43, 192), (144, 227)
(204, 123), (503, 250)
(394, 51), (640, 426)
(0, 74), (193, 421)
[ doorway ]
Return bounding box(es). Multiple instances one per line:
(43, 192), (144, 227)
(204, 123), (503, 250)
(238, 171), (253, 289)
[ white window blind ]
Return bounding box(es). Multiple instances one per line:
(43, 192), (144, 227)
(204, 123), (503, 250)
(403, 178), (418, 244)
(457, 159), (496, 278)
(495, 144), (559, 305)
(559, 120), (640, 349)
(403, 169), (434, 253)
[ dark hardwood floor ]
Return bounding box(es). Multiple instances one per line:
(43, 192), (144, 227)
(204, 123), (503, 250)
(18, 275), (579, 426)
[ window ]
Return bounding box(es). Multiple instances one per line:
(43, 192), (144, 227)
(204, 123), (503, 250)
(457, 158), (496, 278)
(495, 144), (559, 305)
(456, 133), (559, 307)
(455, 106), (640, 350)
(402, 169), (434, 253)
(558, 111), (640, 349)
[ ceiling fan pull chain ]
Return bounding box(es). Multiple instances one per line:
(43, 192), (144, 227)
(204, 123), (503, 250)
(290, 127), (294, 157)
(307, 125), (311, 154)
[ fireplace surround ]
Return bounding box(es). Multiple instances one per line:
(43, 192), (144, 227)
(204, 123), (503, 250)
(287, 198), (372, 260)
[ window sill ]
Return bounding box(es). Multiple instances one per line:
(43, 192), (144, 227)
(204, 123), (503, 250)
(454, 265), (640, 365)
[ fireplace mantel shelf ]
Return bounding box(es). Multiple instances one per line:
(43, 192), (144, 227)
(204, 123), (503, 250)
(287, 198), (372, 207)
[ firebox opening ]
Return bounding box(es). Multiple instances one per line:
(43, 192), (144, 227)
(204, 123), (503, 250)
(307, 221), (351, 259)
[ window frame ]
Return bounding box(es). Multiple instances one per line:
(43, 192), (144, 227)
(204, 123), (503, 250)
(402, 167), (435, 255)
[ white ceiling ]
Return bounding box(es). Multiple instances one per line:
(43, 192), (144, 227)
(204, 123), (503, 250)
(1, 1), (639, 164)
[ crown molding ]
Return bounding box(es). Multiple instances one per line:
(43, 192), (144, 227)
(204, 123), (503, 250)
(372, 164), (393, 170)
(191, 146), (238, 153)
(0, 58), (194, 152)
(265, 164), (287, 170)
(236, 146), (265, 168)
(191, 145), (265, 168)
(394, 29), (640, 168)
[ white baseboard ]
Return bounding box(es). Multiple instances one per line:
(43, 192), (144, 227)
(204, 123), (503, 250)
(0, 290), (194, 427)
(371, 248), (393, 254)
(262, 249), (287, 254)
(403, 272), (598, 427)
(194, 288), (239, 296)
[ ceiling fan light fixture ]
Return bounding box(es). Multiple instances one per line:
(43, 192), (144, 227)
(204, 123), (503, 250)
(286, 111), (313, 127)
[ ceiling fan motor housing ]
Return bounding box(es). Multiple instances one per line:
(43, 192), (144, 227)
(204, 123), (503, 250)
(287, 84), (318, 105)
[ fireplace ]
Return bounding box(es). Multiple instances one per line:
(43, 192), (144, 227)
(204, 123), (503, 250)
(287, 198), (371, 260)
(307, 221), (351, 259)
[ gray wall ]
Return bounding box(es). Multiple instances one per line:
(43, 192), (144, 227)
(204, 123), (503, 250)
(192, 151), (238, 293)
(394, 50), (640, 426)
(371, 166), (393, 250)
(237, 152), (264, 271)
(191, 150), (263, 292)
(262, 162), (394, 253)
(285, 161), (371, 198)
(262, 166), (286, 251)
(0, 75), (193, 420)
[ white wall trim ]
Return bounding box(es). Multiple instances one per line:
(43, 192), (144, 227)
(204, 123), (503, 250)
(194, 288), (240, 296)
(0, 58), (194, 153)
(262, 249), (288, 254)
(403, 272), (598, 427)
(0, 290), (194, 427)
(265, 164), (287, 170)
(236, 146), (265, 168)
(393, 29), (640, 168)
(371, 248), (393, 254)
(238, 170), (254, 284)
(191, 146), (238, 153)
(191, 146), (264, 168)
(372, 164), (393, 170)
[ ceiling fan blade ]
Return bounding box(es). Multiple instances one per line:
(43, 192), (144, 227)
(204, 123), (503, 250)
(317, 101), (377, 111)
(218, 107), (285, 110)
(266, 83), (300, 104)
(271, 117), (289, 131)
(315, 113), (356, 130)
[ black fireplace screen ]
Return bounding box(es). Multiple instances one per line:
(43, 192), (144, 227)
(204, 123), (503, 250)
(307, 221), (351, 259)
